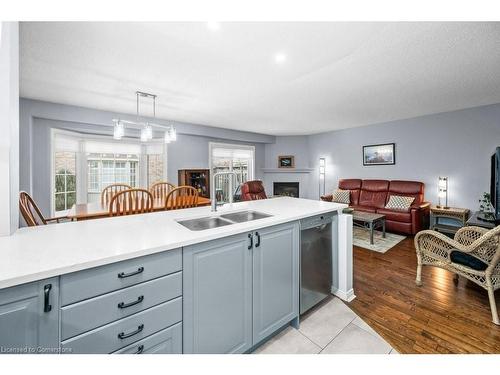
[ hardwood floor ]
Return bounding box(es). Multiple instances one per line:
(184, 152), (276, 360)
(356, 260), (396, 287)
(347, 237), (500, 353)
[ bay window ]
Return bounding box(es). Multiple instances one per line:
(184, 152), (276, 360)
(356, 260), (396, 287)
(52, 131), (167, 213)
(86, 154), (139, 203)
(54, 151), (77, 213)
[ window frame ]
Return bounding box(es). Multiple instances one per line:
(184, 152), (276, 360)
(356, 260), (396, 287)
(86, 153), (140, 203)
(51, 129), (167, 216)
(209, 142), (256, 179)
(209, 142), (255, 179)
(53, 151), (77, 215)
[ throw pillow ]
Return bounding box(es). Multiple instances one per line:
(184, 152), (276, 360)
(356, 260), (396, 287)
(332, 189), (350, 204)
(385, 195), (414, 210)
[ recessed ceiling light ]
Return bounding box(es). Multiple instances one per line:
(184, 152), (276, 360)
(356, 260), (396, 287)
(274, 53), (287, 64)
(207, 22), (220, 31)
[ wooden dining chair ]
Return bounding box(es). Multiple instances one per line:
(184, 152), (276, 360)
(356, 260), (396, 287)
(165, 186), (199, 210)
(101, 184), (132, 206)
(108, 189), (154, 217)
(150, 182), (176, 201)
(19, 191), (64, 226)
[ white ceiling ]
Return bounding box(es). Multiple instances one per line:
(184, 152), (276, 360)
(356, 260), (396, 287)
(20, 22), (500, 136)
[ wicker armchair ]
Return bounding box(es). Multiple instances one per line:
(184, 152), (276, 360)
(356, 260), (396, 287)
(415, 225), (500, 325)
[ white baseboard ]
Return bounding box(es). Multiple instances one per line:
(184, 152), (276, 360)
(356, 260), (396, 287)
(331, 287), (356, 302)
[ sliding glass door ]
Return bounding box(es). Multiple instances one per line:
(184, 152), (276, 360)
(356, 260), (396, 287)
(210, 143), (255, 203)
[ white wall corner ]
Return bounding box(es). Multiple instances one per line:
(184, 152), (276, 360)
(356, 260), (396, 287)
(0, 22), (20, 236)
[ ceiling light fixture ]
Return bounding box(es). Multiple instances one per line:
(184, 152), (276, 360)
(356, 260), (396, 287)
(113, 119), (125, 140)
(164, 126), (177, 144)
(112, 91), (177, 144)
(207, 22), (220, 31)
(274, 52), (287, 64)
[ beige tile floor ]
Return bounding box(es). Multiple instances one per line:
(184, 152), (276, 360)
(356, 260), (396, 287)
(253, 297), (398, 354)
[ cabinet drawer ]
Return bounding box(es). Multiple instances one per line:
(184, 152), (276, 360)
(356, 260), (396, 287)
(61, 272), (182, 340)
(61, 297), (182, 354)
(113, 322), (182, 354)
(61, 249), (181, 305)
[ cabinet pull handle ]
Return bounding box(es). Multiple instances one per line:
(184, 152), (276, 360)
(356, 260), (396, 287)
(118, 295), (144, 309)
(248, 233), (253, 249)
(43, 284), (52, 313)
(118, 267), (144, 279)
(255, 232), (261, 247)
(134, 345), (145, 354)
(118, 324), (144, 339)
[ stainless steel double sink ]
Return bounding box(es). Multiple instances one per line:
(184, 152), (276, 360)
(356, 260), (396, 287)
(177, 210), (272, 231)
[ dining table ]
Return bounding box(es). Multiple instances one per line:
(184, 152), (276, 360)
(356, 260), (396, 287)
(66, 196), (211, 221)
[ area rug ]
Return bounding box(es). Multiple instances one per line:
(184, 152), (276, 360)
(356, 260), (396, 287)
(352, 227), (406, 253)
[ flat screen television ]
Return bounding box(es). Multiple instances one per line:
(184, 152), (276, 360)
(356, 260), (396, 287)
(491, 147), (500, 219)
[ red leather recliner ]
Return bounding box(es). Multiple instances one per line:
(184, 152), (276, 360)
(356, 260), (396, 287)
(321, 179), (430, 235)
(241, 180), (268, 201)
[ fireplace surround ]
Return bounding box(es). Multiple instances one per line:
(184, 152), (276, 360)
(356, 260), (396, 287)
(273, 182), (299, 198)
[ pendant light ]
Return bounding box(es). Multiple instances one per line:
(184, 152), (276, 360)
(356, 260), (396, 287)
(113, 120), (125, 140)
(112, 91), (177, 144)
(164, 126), (177, 144)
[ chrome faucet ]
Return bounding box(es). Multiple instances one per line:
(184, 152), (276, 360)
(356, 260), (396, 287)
(211, 171), (237, 212)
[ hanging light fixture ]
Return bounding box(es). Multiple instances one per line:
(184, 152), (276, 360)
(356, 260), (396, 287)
(164, 125), (177, 144)
(169, 126), (177, 141)
(164, 130), (171, 144)
(112, 91), (177, 144)
(113, 120), (125, 140)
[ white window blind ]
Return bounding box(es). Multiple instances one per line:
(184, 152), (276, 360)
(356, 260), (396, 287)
(84, 141), (141, 155)
(211, 147), (254, 160)
(54, 134), (80, 152)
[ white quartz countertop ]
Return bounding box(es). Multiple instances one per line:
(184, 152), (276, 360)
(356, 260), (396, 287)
(0, 197), (346, 289)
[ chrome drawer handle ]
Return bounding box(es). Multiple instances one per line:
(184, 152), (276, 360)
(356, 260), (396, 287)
(134, 345), (145, 354)
(118, 324), (144, 340)
(118, 267), (144, 279)
(118, 295), (144, 309)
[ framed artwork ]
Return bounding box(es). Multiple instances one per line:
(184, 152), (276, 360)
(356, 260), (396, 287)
(363, 143), (395, 166)
(278, 155), (295, 168)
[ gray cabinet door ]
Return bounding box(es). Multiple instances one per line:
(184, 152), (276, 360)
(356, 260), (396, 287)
(0, 278), (59, 354)
(252, 222), (299, 344)
(183, 233), (252, 354)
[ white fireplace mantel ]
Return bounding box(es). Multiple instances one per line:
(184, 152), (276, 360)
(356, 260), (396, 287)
(261, 168), (315, 174)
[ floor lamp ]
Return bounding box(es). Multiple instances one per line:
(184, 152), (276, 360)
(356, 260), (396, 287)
(319, 158), (326, 198)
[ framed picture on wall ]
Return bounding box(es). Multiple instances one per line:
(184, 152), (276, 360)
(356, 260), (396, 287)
(278, 155), (295, 168)
(363, 143), (395, 166)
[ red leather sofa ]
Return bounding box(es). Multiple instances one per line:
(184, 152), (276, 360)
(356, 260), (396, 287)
(321, 179), (430, 235)
(241, 180), (268, 201)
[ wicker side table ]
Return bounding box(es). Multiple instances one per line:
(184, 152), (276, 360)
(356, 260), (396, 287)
(430, 206), (470, 235)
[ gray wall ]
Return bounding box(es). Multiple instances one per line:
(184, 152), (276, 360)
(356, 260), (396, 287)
(264, 136), (310, 168)
(305, 103), (500, 210)
(20, 99), (273, 217)
(167, 134), (265, 184)
(262, 136), (312, 198)
(20, 98), (500, 218)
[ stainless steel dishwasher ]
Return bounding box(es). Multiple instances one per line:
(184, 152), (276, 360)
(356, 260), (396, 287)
(300, 214), (333, 314)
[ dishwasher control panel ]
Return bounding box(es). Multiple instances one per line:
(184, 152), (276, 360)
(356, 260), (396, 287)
(300, 213), (333, 230)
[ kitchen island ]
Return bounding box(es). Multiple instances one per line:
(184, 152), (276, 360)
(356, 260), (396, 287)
(0, 197), (352, 354)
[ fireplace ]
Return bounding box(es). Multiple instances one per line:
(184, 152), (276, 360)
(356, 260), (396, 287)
(273, 182), (299, 198)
